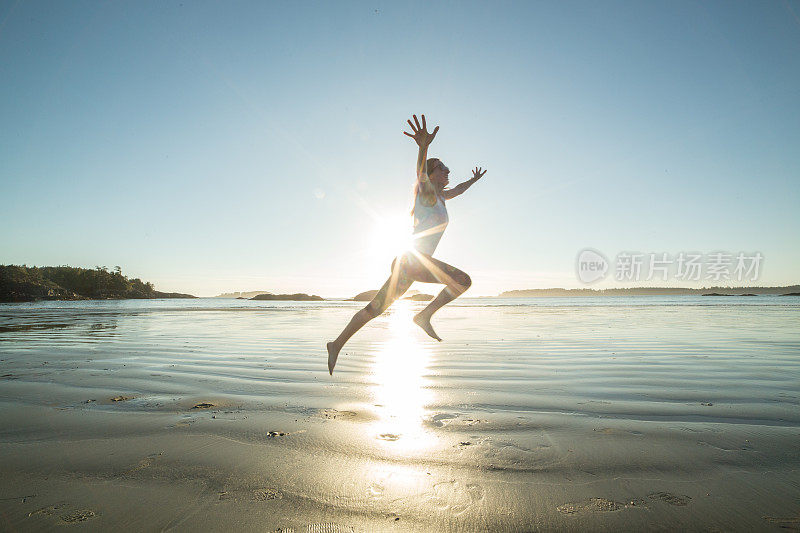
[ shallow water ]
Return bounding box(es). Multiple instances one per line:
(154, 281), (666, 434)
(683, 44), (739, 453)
(1, 296), (799, 530)
(2, 296), (798, 426)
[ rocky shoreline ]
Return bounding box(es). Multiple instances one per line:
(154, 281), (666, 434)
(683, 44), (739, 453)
(0, 265), (195, 302)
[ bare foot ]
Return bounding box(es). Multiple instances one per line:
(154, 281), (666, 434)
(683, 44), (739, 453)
(327, 341), (340, 375)
(413, 313), (442, 341)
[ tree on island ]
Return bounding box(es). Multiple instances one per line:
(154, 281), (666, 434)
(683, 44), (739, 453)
(0, 265), (195, 302)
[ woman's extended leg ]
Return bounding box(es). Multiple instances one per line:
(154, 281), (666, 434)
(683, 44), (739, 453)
(327, 260), (413, 374)
(326, 253), (470, 373)
(404, 252), (472, 341)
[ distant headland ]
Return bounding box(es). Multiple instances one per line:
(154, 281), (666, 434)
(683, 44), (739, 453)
(350, 290), (378, 301)
(249, 293), (324, 301)
(0, 265), (195, 302)
(215, 291), (324, 301)
(498, 286), (800, 297)
(215, 290), (275, 299)
(405, 293), (434, 301)
(349, 289), (427, 301)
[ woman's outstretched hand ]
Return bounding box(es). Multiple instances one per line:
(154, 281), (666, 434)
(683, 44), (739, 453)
(472, 167), (487, 180)
(403, 114), (439, 148)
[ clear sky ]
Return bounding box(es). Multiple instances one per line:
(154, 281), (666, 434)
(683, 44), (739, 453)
(1, 1), (798, 297)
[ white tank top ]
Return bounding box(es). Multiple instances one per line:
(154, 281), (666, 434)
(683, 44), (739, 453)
(412, 191), (449, 255)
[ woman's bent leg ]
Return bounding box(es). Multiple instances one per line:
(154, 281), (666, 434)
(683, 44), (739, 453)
(327, 261), (412, 374)
(405, 253), (472, 341)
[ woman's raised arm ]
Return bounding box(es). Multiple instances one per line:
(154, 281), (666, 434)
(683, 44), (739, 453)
(403, 114), (439, 198)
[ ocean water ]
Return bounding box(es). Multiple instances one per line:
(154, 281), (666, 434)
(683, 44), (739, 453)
(1, 295), (799, 425)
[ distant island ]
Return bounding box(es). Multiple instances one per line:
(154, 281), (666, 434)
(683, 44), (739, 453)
(215, 290), (275, 299)
(0, 265), (196, 302)
(350, 289), (425, 301)
(350, 290), (378, 301)
(404, 293), (434, 301)
(250, 293), (324, 301)
(498, 285), (800, 297)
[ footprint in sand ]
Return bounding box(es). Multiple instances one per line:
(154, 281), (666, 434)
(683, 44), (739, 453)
(110, 395), (131, 402)
(219, 488), (283, 502)
(558, 497), (651, 515)
(557, 498), (626, 514)
(318, 409), (359, 421)
(271, 524), (356, 533)
(428, 480), (485, 516)
(368, 482), (384, 499)
(559, 493), (689, 515)
(377, 433), (400, 441)
(426, 413), (459, 428)
(252, 488), (283, 501)
(60, 509), (97, 523)
(28, 503), (97, 524)
(122, 452), (163, 475)
(28, 502), (68, 517)
(647, 491), (692, 506)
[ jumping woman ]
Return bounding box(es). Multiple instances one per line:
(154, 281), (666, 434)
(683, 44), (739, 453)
(327, 114), (487, 375)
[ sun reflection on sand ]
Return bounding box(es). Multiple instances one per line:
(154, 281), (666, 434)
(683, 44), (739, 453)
(369, 300), (436, 451)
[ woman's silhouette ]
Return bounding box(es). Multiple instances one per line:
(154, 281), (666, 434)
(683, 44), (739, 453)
(327, 114), (486, 374)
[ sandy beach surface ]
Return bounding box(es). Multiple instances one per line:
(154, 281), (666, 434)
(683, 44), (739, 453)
(1, 296), (799, 531)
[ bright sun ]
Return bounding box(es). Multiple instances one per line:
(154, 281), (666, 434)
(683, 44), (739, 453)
(369, 213), (415, 263)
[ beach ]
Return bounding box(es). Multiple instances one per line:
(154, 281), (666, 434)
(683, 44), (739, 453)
(1, 296), (799, 531)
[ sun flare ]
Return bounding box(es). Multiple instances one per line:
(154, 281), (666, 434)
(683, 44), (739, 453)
(369, 213), (415, 263)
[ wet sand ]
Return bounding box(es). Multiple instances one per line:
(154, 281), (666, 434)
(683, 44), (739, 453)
(1, 297), (799, 531)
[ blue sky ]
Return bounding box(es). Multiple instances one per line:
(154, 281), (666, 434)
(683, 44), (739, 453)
(1, 1), (798, 296)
